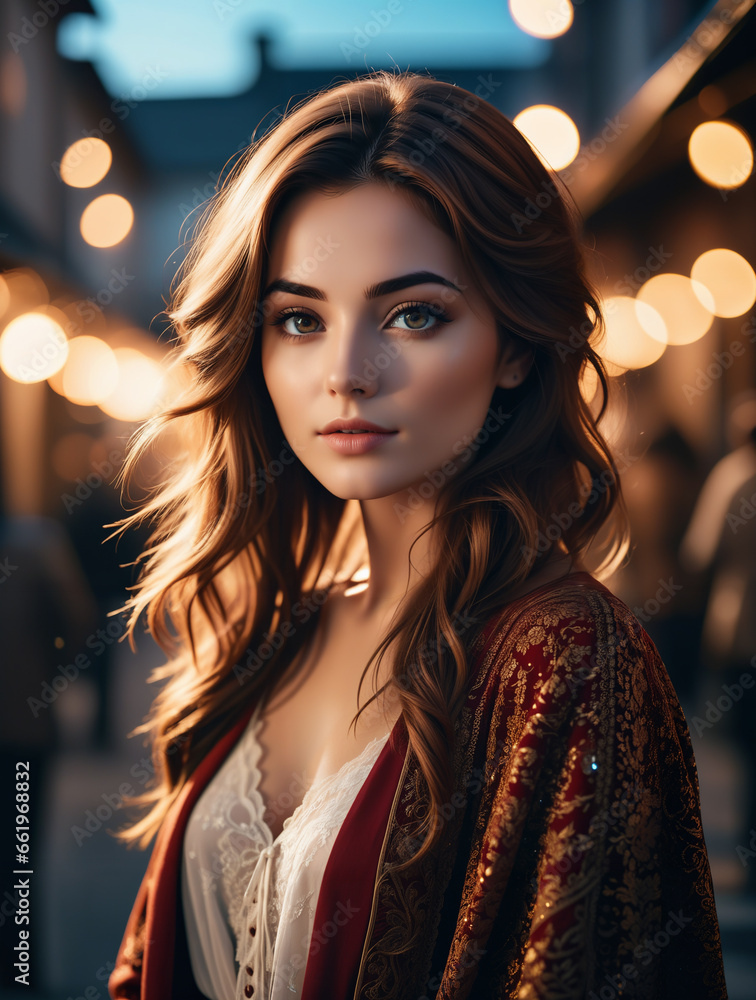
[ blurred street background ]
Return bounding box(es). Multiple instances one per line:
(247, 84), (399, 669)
(0, 0), (755, 996)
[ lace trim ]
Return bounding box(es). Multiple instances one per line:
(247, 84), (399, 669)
(234, 719), (391, 995)
(186, 694), (393, 1000)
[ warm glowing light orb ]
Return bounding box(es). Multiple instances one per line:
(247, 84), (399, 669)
(0, 311), (69, 383)
(636, 274), (714, 345)
(509, 0), (574, 39)
(80, 194), (134, 247)
(688, 121), (753, 189)
(513, 105), (580, 170)
(598, 296), (667, 370)
(2, 267), (49, 309)
(690, 249), (756, 318)
(100, 347), (164, 421)
(48, 335), (119, 405)
(60, 137), (112, 188)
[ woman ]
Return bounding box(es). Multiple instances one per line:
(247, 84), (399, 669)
(109, 70), (727, 999)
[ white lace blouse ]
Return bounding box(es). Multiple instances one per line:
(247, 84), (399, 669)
(181, 701), (393, 999)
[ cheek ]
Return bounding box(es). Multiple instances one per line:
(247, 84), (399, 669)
(260, 343), (324, 458)
(261, 340), (303, 412)
(408, 335), (498, 426)
(261, 363), (296, 442)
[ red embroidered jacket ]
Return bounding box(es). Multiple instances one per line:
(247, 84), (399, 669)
(109, 573), (728, 999)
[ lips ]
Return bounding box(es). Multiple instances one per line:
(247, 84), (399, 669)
(319, 428), (398, 454)
(319, 417), (397, 435)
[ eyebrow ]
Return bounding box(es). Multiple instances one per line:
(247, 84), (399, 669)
(261, 270), (462, 302)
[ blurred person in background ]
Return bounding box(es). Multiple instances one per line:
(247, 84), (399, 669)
(612, 423), (705, 710)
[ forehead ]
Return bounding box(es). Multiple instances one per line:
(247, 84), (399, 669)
(265, 182), (464, 279)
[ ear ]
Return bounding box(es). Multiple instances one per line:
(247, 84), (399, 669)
(496, 337), (534, 389)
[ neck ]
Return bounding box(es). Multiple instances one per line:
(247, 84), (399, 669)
(342, 493), (581, 618)
(342, 491), (437, 619)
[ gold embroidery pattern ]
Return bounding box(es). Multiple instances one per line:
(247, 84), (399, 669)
(359, 717), (477, 998)
(358, 579), (727, 999)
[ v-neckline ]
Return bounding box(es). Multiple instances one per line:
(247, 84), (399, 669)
(246, 700), (399, 844)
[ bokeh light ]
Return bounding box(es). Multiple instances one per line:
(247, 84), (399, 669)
(513, 105), (580, 170)
(509, 0), (574, 39)
(598, 296), (667, 370)
(636, 274), (714, 345)
(0, 311), (69, 383)
(688, 120), (753, 189)
(47, 335), (119, 405)
(1, 267), (49, 311)
(690, 249), (756, 318)
(697, 85), (728, 118)
(80, 193), (134, 247)
(99, 347), (165, 421)
(60, 137), (113, 188)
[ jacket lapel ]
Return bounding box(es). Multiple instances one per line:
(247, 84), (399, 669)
(139, 704), (256, 999)
(301, 715), (410, 999)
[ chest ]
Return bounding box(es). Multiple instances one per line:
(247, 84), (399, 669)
(253, 601), (401, 840)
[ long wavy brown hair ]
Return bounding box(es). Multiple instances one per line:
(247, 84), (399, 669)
(113, 70), (627, 874)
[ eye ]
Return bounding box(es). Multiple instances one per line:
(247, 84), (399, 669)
(385, 301), (451, 333)
(268, 300), (452, 343)
(269, 308), (323, 341)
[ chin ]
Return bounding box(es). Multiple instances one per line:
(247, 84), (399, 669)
(313, 473), (410, 503)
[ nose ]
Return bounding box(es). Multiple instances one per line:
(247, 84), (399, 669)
(325, 321), (380, 398)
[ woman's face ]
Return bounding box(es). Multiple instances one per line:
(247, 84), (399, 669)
(260, 181), (527, 502)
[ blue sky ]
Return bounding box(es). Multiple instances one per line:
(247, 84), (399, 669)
(57, 0), (549, 100)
